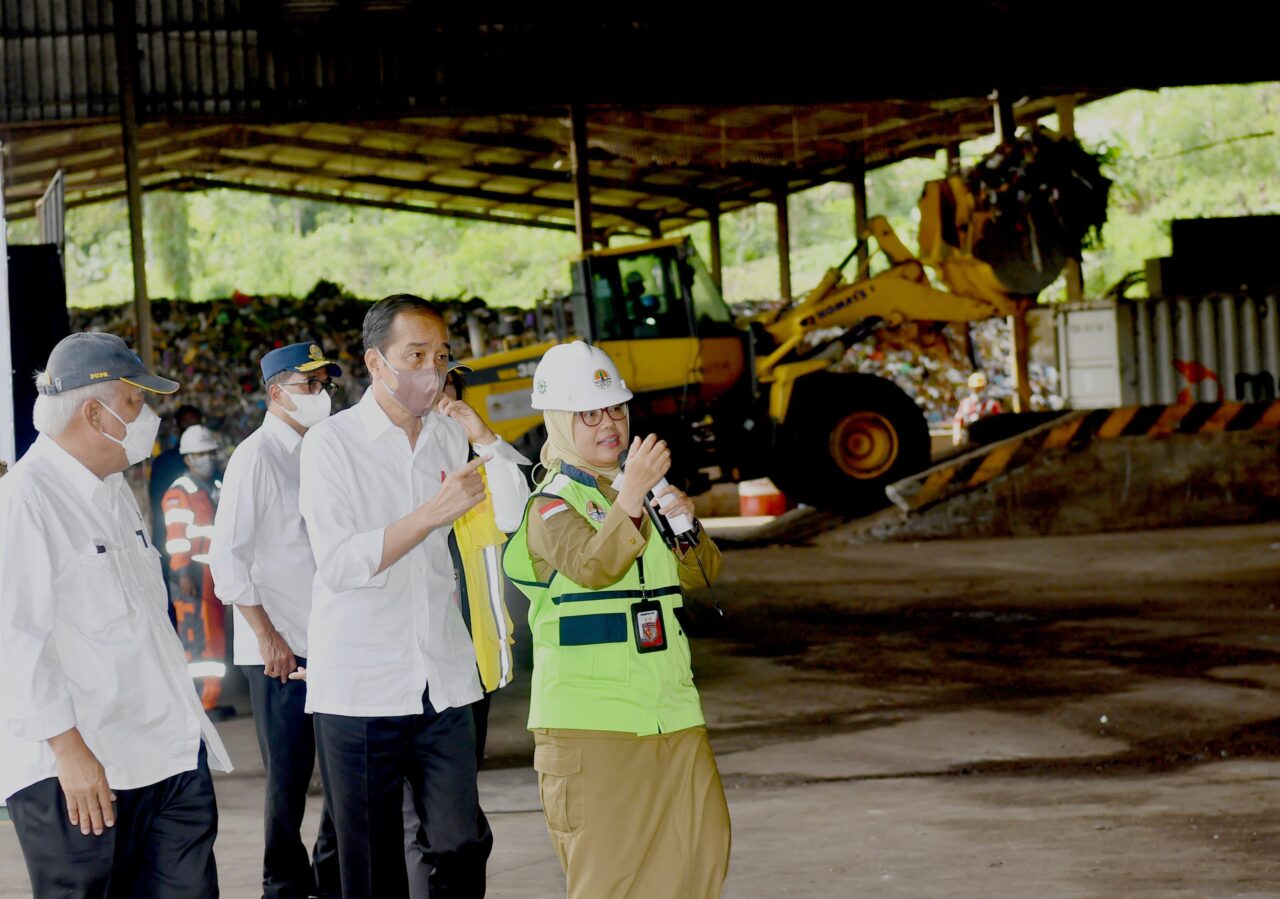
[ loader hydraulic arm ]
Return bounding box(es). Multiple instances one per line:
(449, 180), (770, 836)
(756, 216), (1025, 378)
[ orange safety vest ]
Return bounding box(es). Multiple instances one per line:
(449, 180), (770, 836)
(162, 473), (226, 710)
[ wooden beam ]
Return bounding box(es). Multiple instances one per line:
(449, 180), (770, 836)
(5, 175), (645, 235)
(112, 0), (152, 369)
(197, 155), (661, 231)
(465, 161), (720, 208)
(707, 204), (723, 290)
(3, 187), (131, 220)
(993, 88), (1018, 144)
(5, 147), (210, 199)
(160, 178), (595, 232)
(570, 105), (593, 252)
(5, 124), (232, 174)
(1056, 95), (1085, 303)
(1009, 310), (1032, 413)
(776, 191), (792, 301)
(944, 141), (960, 173)
(849, 142), (869, 273)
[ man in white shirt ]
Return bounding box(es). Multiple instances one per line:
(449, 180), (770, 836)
(0, 332), (233, 899)
(210, 341), (342, 899)
(300, 295), (530, 899)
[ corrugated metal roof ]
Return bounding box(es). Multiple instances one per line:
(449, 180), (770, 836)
(0, 4), (1136, 234)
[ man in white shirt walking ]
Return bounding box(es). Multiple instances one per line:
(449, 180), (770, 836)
(300, 295), (529, 899)
(0, 332), (233, 899)
(210, 341), (343, 899)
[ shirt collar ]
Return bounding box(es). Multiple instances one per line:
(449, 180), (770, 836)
(558, 462), (599, 489)
(36, 434), (122, 506)
(356, 386), (439, 445)
(263, 408), (303, 453)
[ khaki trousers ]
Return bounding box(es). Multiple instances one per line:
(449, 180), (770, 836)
(533, 726), (732, 899)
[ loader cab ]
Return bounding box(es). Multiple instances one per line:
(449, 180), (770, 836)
(569, 237), (733, 342)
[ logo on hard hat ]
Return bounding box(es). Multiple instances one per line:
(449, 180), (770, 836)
(536, 379), (548, 394)
(593, 369), (612, 390)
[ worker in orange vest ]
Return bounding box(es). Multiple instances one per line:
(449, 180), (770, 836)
(162, 424), (229, 715)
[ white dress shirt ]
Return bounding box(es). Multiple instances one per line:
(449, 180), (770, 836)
(210, 412), (314, 665)
(0, 436), (232, 804)
(299, 388), (529, 718)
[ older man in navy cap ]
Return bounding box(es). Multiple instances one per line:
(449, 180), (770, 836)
(0, 332), (233, 899)
(210, 341), (342, 899)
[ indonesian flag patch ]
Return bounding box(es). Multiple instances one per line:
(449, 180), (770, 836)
(539, 499), (569, 521)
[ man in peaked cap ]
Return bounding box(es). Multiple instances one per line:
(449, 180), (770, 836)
(0, 332), (233, 898)
(210, 341), (342, 899)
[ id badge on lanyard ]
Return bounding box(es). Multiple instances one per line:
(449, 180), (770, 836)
(631, 599), (668, 653)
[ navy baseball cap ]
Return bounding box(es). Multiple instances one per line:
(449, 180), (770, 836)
(260, 342), (342, 384)
(36, 332), (180, 396)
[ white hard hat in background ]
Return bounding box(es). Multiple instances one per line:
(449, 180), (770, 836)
(179, 425), (220, 455)
(530, 341), (634, 412)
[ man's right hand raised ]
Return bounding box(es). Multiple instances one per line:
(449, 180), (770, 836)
(425, 454), (491, 526)
(48, 728), (115, 836)
(377, 454), (495, 576)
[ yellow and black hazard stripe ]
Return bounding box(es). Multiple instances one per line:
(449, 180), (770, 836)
(1070, 400), (1280, 441)
(893, 400), (1280, 513)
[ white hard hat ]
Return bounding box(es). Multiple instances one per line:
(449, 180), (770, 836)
(530, 342), (634, 412)
(179, 425), (220, 455)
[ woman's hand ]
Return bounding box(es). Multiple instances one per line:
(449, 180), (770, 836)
(617, 434), (671, 516)
(652, 484), (695, 525)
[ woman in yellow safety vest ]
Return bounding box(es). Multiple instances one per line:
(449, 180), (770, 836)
(503, 341), (731, 899)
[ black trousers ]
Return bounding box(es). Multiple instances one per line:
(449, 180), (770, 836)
(244, 660), (340, 899)
(403, 693), (492, 899)
(7, 745), (218, 899)
(314, 686), (492, 899)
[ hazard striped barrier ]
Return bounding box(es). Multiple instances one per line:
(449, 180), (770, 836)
(887, 400), (1280, 514)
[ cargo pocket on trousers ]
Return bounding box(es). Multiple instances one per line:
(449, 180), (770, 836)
(534, 744), (584, 835)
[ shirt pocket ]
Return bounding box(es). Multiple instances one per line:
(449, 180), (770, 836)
(67, 549), (132, 632)
(533, 744), (584, 835)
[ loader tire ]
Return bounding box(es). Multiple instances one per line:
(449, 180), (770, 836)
(768, 373), (929, 517)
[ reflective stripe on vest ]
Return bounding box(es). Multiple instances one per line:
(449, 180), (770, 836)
(503, 464), (704, 736)
(452, 466), (516, 692)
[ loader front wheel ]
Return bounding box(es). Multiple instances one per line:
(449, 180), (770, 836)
(769, 373), (929, 516)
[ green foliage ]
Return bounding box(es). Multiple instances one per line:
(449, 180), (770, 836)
(6, 83), (1278, 309)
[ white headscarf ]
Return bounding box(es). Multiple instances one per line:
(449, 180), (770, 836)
(538, 408), (625, 482)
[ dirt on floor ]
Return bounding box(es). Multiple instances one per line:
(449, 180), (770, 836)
(5, 523), (1280, 897)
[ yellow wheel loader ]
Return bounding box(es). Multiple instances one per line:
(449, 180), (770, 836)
(460, 131), (1106, 515)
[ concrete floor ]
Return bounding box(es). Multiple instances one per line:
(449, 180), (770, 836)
(5, 522), (1280, 897)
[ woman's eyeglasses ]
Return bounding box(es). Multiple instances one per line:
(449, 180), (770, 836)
(282, 378), (338, 397)
(578, 404), (628, 427)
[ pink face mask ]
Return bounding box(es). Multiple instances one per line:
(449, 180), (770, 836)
(376, 349), (441, 418)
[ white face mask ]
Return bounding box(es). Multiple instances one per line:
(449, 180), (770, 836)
(98, 401), (161, 467)
(277, 388), (332, 429)
(187, 454), (216, 480)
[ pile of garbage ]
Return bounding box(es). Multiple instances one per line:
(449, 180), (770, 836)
(67, 280), (1063, 446)
(727, 298), (1061, 424)
(836, 318), (1062, 425)
(968, 128), (1111, 296)
(68, 282), (549, 445)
